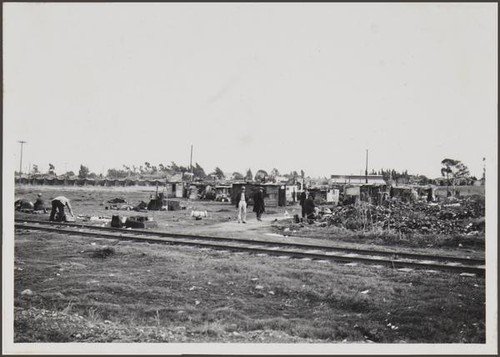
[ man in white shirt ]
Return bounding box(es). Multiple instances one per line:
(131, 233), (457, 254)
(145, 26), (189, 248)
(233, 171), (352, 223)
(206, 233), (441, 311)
(235, 186), (249, 223)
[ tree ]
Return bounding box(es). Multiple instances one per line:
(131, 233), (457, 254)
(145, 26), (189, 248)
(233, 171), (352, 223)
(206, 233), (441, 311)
(213, 167), (225, 180)
(31, 164), (39, 175)
(245, 169), (253, 181)
(107, 168), (128, 179)
(169, 161), (189, 174)
(232, 172), (244, 180)
(193, 163), (207, 179)
(300, 169), (305, 178)
(48, 163), (56, 175)
(289, 170), (299, 183)
(255, 169), (268, 183)
(416, 174), (431, 185)
(88, 172), (98, 179)
(270, 168), (280, 181)
(441, 158), (470, 188)
(64, 171), (76, 177)
(78, 165), (90, 179)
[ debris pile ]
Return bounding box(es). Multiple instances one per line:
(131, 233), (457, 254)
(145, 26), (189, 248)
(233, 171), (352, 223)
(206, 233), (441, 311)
(322, 197), (485, 235)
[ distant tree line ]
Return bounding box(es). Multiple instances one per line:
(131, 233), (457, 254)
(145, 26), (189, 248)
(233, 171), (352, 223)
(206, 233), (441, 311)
(22, 158), (480, 186)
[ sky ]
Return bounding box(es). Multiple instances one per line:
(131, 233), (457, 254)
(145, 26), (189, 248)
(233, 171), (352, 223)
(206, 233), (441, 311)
(4, 3), (497, 179)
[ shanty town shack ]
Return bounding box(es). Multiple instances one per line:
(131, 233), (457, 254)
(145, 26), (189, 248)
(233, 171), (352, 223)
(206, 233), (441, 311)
(330, 175), (386, 185)
(342, 184), (389, 205)
(215, 185), (232, 201)
(165, 174), (185, 198)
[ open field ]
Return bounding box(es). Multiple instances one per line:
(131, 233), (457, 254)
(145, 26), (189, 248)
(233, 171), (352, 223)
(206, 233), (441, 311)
(12, 185), (486, 343)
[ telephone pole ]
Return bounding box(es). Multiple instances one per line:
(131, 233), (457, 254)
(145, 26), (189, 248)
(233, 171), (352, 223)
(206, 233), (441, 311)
(190, 144), (193, 173)
(18, 140), (27, 177)
(365, 149), (369, 184)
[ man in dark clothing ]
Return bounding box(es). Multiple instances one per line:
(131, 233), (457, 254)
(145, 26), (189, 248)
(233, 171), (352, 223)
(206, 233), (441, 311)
(34, 193), (46, 212)
(49, 196), (75, 222)
(299, 190), (307, 218)
(303, 194), (316, 220)
(253, 187), (265, 221)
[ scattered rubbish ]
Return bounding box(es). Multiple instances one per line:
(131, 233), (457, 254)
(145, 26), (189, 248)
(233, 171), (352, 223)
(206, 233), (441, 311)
(90, 216), (110, 222)
(265, 233), (282, 237)
(111, 215), (127, 228)
(195, 300), (200, 305)
(360, 289), (370, 294)
(108, 198), (127, 204)
(21, 289), (33, 296)
(460, 272), (476, 277)
(125, 216), (158, 229)
(255, 285), (264, 290)
(320, 196), (485, 235)
(133, 201), (149, 212)
(91, 246), (115, 259)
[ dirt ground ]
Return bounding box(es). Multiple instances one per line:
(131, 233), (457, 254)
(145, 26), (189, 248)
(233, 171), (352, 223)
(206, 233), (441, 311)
(11, 185), (486, 344)
(14, 185), (484, 258)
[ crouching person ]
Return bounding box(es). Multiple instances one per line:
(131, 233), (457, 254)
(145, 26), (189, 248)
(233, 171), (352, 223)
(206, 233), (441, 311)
(15, 199), (34, 211)
(34, 193), (47, 212)
(49, 196), (75, 222)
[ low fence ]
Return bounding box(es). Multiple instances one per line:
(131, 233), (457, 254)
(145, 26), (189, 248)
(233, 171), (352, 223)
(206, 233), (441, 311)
(434, 185), (485, 198)
(15, 177), (166, 187)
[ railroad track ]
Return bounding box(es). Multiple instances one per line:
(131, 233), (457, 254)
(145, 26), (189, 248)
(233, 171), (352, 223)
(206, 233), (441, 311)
(15, 219), (485, 276)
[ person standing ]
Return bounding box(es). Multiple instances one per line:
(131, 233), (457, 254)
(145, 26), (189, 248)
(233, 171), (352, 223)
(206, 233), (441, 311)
(303, 193), (316, 220)
(49, 196), (75, 222)
(235, 186), (249, 223)
(253, 187), (265, 221)
(299, 190), (307, 218)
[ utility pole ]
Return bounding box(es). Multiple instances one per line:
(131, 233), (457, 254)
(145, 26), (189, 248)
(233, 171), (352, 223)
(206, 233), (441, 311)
(18, 140), (27, 177)
(482, 157), (486, 184)
(190, 144), (193, 173)
(365, 149), (369, 184)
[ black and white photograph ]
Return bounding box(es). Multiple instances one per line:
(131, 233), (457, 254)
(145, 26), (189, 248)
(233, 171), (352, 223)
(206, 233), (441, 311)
(2, 2), (497, 355)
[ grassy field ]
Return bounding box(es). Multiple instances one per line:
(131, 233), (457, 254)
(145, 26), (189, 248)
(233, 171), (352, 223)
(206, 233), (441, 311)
(12, 185), (486, 343)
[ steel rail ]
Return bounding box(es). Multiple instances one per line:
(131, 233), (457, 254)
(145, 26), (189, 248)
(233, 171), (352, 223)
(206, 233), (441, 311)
(15, 219), (485, 266)
(15, 222), (485, 276)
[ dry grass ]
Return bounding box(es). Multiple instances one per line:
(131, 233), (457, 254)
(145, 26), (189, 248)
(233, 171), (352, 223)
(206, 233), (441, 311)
(14, 229), (485, 343)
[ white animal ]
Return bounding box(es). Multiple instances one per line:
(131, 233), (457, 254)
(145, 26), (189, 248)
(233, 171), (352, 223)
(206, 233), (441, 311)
(191, 210), (208, 219)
